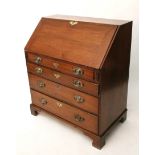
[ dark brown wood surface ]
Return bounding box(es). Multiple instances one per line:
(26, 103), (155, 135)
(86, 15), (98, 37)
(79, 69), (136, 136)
(31, 90), (98, 134)
(25, 15), (132, 149)
(25, 17), (118, 69)
(98, 22), (132, 135)
(27, 62), (99, 96)
(30, 103), (127, 149)
(29, 74), (98, 115)
(27, 52), (96, 82)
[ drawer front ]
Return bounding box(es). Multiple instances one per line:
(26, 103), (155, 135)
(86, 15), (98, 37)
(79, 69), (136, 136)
(29, 74), (98, 115)
(31, 90), (98, 134)
(27, 53), (97, 82)
(27, 63), (99, 96)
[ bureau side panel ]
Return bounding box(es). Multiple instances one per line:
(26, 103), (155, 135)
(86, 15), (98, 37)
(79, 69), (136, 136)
(99, 22), (132, 135)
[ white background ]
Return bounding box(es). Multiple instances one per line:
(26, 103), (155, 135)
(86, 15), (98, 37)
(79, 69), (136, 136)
(0, 0), (139, 155)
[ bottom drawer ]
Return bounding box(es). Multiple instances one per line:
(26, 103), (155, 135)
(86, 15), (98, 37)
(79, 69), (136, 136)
(31, 90), (98, 134)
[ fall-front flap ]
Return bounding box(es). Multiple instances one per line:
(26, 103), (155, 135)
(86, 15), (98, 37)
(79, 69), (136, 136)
(25, 16), (119, 69)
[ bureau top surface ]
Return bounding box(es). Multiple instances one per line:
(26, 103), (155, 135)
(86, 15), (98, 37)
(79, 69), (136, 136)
(25, 15), (129, 69)
(47, 15), (129, 25)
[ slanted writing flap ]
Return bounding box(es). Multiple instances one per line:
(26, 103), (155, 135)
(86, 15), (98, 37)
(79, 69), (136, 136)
(25, 17), (118, 69)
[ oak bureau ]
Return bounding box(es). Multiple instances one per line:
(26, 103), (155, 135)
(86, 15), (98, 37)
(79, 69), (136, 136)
(25, 15), (132, 149)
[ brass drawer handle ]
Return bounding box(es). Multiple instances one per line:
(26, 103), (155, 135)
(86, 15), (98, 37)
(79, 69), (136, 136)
(74, 95), (85, 103)
(73, 67), (84, 76)
(69, 21), (78, 26)
(35, 67), (43, 74)
(53, 73), (61, 79)
(35, 57), (41, 64)
(74, 114), (85, 122)
(40, 98), (47, 105)
(39, 81), (46, 88)
(73, 80), (83, 88)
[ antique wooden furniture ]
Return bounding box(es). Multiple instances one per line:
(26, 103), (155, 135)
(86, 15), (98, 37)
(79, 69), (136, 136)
(25, 15), (132, 149)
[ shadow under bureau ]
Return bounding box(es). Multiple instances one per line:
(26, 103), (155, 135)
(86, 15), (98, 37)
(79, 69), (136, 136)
(25, 15), (132, 149)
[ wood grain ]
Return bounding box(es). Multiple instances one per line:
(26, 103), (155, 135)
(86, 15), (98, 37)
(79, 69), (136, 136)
(27, 52), (97, 82)
(29, 74), (98, 115)
(98, 22), (132, 135)
(27, 62), (99, 96)
(25, 17), (117, 69)
(31, 90), (98, 133)
(25, 15), (132, 149)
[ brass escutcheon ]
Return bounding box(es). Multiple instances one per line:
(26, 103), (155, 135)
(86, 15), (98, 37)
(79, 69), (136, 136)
(69, 21), (78, 26)
(52, 62), (59, 69)
(53, 73), (61, 79)
(56, 102), (63, 108)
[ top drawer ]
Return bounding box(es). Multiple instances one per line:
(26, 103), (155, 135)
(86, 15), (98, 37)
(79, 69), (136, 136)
(26, 53), (98, 82)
